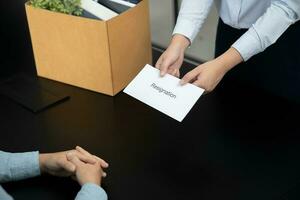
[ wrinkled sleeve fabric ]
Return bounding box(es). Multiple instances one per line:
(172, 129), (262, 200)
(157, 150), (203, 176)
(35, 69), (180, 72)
(0, 151), (41, 183)
(173, 0), (214, 43)
(75, 183), (108, 200)
(232, 0), (300, 61)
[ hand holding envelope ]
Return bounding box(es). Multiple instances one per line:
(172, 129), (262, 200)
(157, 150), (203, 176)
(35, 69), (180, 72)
(124, 65), (205, 122)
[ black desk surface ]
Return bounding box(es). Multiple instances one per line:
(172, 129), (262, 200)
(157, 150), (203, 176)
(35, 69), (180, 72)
(1, 50), (300, 200)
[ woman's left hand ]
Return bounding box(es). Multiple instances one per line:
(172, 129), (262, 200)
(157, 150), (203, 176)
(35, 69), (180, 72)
(180, 47), (243, 92)
(180, 59), (228, 92)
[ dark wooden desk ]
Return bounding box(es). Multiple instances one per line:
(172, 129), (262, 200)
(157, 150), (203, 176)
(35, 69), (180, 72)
(1, 50), (300, 200)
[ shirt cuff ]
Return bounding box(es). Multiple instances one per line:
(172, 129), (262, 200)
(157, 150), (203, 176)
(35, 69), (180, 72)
(75, 183), (107, 200)
(173, 18), (199, 44)
(231, 27), (263, 61)
(7, 151), (41, 181)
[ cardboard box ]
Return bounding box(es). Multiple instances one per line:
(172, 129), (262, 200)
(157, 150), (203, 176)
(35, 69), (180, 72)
(25, 0), (152, 96)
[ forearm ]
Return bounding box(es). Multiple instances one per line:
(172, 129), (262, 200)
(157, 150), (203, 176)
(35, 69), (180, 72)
(0, 151), (40, 183)
(215, 47), (243, 73)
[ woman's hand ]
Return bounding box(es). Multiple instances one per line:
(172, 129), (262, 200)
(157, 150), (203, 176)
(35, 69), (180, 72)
(180, 47), (243, 92)
(67, 153), (104, 186)
(39, 146), (109, 177)
(180, 59), (227, 92)
(155, 34), (190, 77)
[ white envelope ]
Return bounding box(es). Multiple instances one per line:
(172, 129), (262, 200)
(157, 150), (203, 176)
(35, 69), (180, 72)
(124, 64), (205, 122)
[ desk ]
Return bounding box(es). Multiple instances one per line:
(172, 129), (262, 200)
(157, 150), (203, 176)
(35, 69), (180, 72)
(1, 49), (300, 200)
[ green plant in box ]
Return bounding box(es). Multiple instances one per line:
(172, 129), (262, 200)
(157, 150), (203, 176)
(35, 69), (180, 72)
(30, 0), (83, 16)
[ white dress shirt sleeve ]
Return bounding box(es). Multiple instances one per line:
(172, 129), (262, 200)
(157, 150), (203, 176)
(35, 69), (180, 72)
(173, 0), (214, 43)
(232, 0), (300, 61)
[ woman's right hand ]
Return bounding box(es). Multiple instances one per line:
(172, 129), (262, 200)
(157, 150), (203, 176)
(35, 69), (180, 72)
(66, 147), (109, 186)
(155, 34), (190, 77)
(67, 152), (104, 186)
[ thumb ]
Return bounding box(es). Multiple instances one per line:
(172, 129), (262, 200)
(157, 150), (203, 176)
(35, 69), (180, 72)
(180, 68), (201, 85)
(160, 58), (174, 77)
(155, 55), (163, 69)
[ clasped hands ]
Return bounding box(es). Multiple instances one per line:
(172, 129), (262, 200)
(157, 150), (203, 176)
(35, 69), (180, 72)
(39, 146), (109, 186)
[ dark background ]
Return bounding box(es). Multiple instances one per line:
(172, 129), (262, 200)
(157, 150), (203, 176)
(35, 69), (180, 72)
(0, 0), (36, 79)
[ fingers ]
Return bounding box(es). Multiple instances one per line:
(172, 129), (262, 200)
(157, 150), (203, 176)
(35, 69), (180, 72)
(67, 152), (107, 178)
(66, 150), (95, 164)
(180, 68), (201, 85)
(193, 79), (211, 93)
(158, 53), (181, 77)
(170, 55), (183, 70)
(155, 56), (163, 69)
(159, 59), (173, 77)
(70, 147), (97, 165)
(155, 49), (183, 77)
(192, 79), (204, 89)
(155, 55), (169, 76)
(61, 159), (76, 173)
(93, 156), (109, 169)
(75, 146), (93, 158)
(167, 68), (178, 77)
(77, 153), (98, 164)
(66, 161), (76, 172)
(76, 146), (109, 168)
(67, 153), (84, 167)
(171, 69), (180, 78)
(175, 69), (180, 78)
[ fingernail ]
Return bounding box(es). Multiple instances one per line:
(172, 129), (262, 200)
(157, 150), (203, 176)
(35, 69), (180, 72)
(100, 161), (109, 168)
(179, 80), (185, 85)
